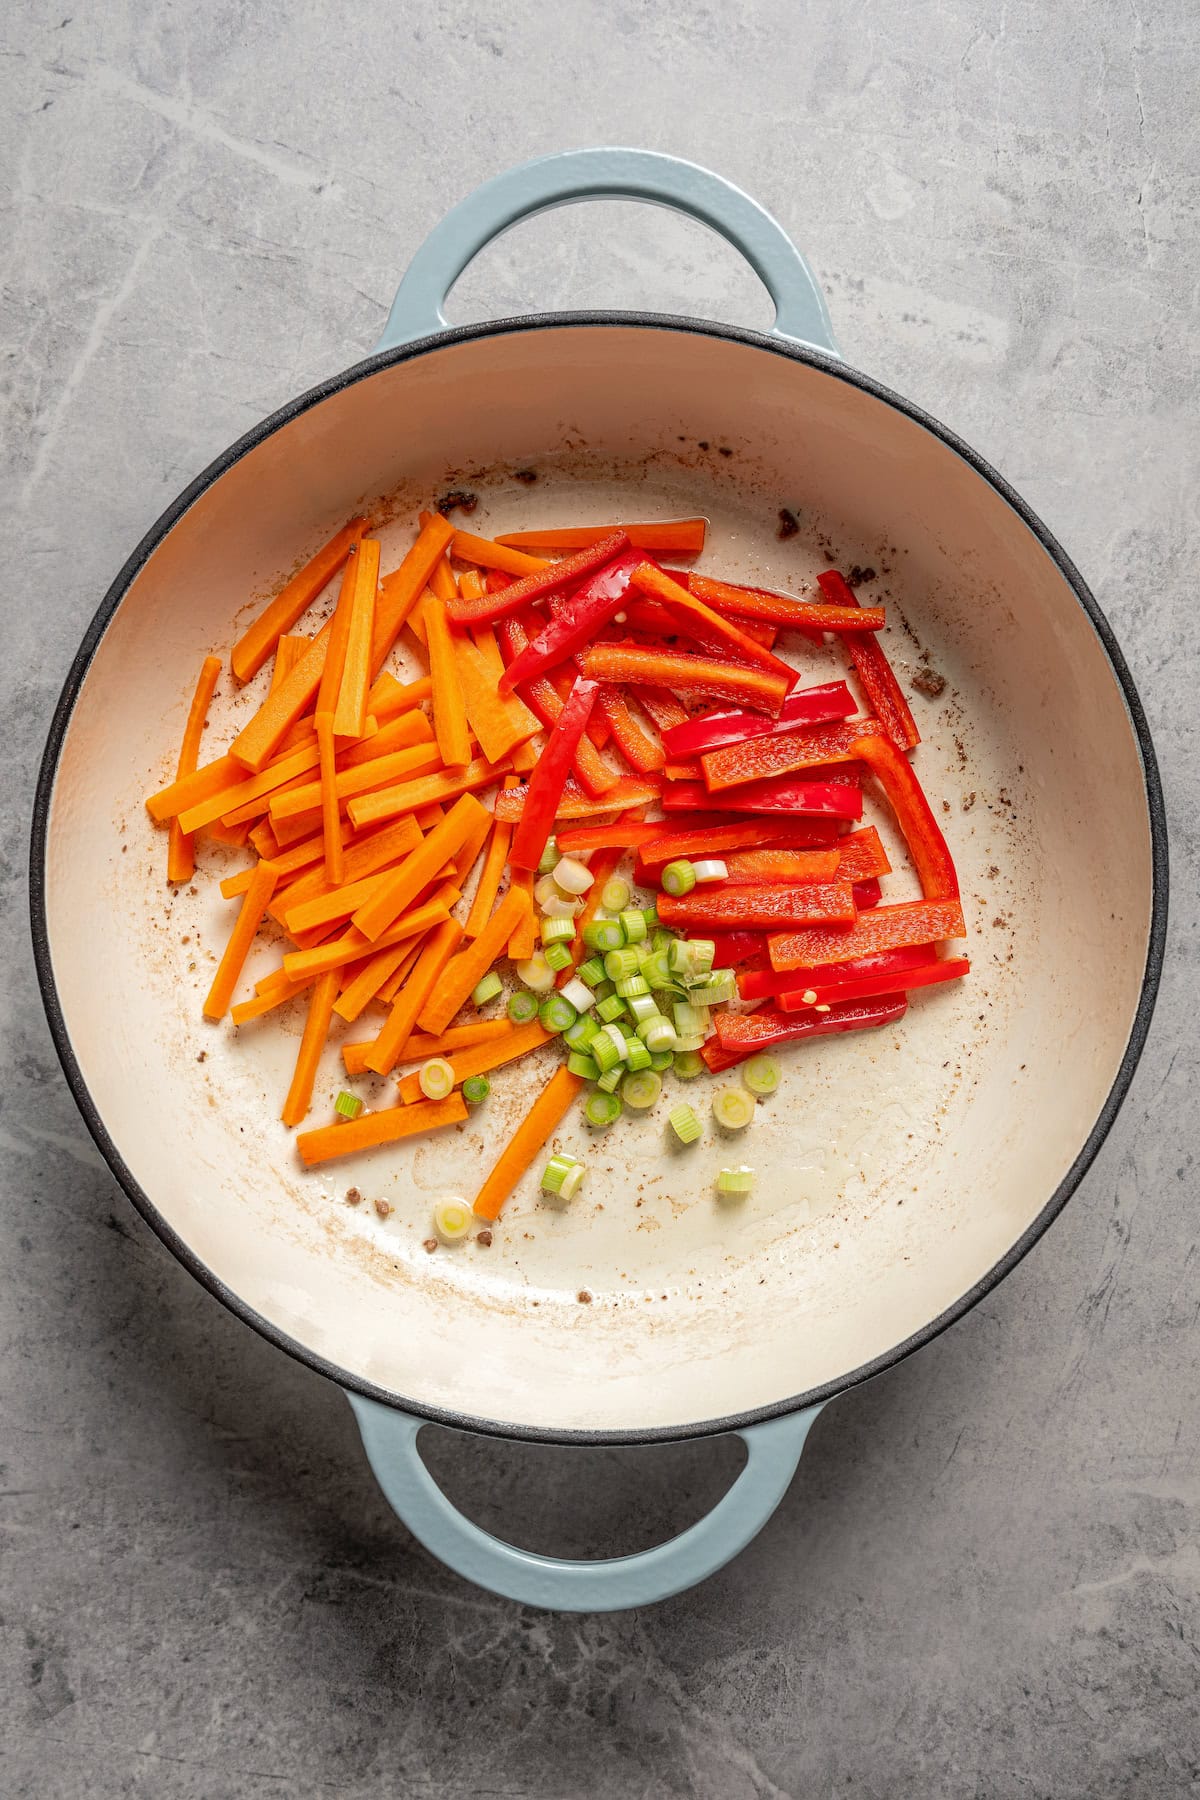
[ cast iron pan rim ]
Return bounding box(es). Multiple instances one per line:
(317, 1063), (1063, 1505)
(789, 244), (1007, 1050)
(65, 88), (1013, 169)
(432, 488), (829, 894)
(30, 311), (1169, 1447)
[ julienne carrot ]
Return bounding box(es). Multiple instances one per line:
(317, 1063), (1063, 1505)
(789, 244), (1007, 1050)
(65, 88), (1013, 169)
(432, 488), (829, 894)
(150, 495), (965, 1234)
(397, 1018), (552, 1103)
(231, 517), (366, 684)
(297, 1094), (468, 1168)
(495, 518), (707, 555)
(281, 970), (340, 1127)
(472, 1066), (585, 1222)
(202, 860), (278, 1021)
(167, 654), (222, 883)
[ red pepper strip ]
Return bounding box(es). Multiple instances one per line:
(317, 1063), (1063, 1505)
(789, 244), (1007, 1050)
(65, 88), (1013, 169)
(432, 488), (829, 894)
(706, 930), (770, 967)
(688, 574), (824, 649)
(853, 878), (882, 910)
(621, 601), (778, 650)
(850, 730), (959, 899)
(594, 686), (665, 772)
(658, 882), (856, 931)
(739, 944), (932, 1001)
(497, 549), (644, 693)
(634, 684), (690, 731)
(777, 955), (970, 1011)
(495, 773), (662, 823)
(495, 613), (618, 797)
(835, 825), (892, 882)
(661, 778), (862, 819)
(628, 563), (798, 692)
(768, 897), (966, 972)
(580, 644), (790, 715)
(545, 660), (611, 750)
(445, 530), (629, 625)
(702, 994), (909, 1071)
(817, 569), (919, 751)
(556, 820), (669, 854)
(688, 573), (884, 635)
(660, 682), (855, 759)
(663, 759), (703, 782)
(701, 716), (884, 792)
(640, 817), (844, 866)
(509, 680), (599, 871)
(723, 849), (844, 884)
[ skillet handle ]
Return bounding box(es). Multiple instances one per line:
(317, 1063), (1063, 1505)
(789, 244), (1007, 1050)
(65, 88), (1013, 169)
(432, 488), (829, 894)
(374, 147), (840, 357)
(346, 1393), (823, 1613)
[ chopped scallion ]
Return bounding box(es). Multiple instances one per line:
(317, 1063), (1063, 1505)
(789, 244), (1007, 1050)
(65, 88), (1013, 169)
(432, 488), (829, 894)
(623, 1038), (652, 1072)
(462, 1076), (491, 1104)
(582, 918), (625, 953)
(507, 989), (540, 1023)
(615, 973), (650, 999)
(539, 993), (578, 1034)
(717, 1166), (755, 1196)
(334, 1090), (363, 1121)
(712, 1087), (756, 1131)
(543, 942), (573, 971)
(577, 956), (607, 988)
(595, 994), (627, 1024)
(661, 859), (696, 897)
(537, 837), (561, 875)
(619, 908), (647, 944)
(673, 1051), (705, 1079)
(600, 877), (631, 913)
(471, 970), (503, 1007)
(562, 1014), (601, 1052)
(541, 1153), (585, 1199)
(418, 1057), (456, 1101)
(585, 1090), (623, 1127)
(603, 946), (640, 982)
(621, 1069), (662, 1110)
(692, 858), (728, 883)
(669, 1103), (702, 1144)
(742, 1054), (782, 1097)
(515, 951), (555, 992)
(567, 1051), (600, 1080)
(596, 1066), (624, 1093)
(552, 855), (594, 895)
(559, 977), (596, 1013)
(434, 1196), (473, 1240)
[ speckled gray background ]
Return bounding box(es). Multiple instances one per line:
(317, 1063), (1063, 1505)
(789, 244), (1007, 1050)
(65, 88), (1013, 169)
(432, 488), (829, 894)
(3, 1), (1197, 1794)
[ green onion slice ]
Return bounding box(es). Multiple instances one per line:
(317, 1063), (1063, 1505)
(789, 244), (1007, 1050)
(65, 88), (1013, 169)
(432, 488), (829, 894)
(600, 877), (631, 912)
(418, 1057), (456, 1101)
(507, 990), (540, 1024)
(669, 1103), (701, 1144)
(741, 1054), (782, 1096)
(621, 1069), (662, 1110)
(471, 971), (503, 1006)
(713, 1087), (756, 1131)
(717, 1166), (755, 1195)
(334, 1090), (364, 1121)
(462, 1076), (491, 1104)
(539, 993), (578, 1034)
(585, 1091), (623, 1127)
(661, 859), (696, 897)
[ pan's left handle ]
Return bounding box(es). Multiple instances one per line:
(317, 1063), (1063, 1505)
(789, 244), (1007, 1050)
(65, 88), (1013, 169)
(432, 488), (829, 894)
(345, 1394), (823, 1613)
(372, 147), (840, 357)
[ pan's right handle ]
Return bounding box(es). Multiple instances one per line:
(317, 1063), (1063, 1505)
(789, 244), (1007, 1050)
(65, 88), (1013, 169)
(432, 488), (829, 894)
(347, 1394), (824, 1614)
(374, 148), (840, 359)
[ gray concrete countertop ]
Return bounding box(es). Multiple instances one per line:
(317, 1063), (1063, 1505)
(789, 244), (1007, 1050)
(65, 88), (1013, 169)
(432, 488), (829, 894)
(2, 3), (1197, 1794)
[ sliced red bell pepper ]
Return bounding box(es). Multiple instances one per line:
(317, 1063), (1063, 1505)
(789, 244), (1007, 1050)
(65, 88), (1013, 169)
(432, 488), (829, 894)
(496, 548), (644, 692)
(702, 994), (909, 1070)
(660, 682), (855, 759)
(706, 930), (770, 967)
(615, 600), (779, 649)
(661, 777), (862, 819)
(723, 848), (844, 884)
(495, 772), (662, 823)
(447, 530), (631, 625)
(658, 882), (856, 931)
(688, 572), (885, 636)
(555, 820), (671, 854)
(834, 825), (891, 882)
(849, 729), (959, 900)
(594, 685), (664, 773)
(768, 897), (966, 971)
(509, 679), (599, 870)
(496, 613), (617, 797)
(852, 878), (882, 911)
(639, 817), (844, 865)
(700, 715), (883, 791)
(817, 569), (919, 751)
(580, 643), (791, 715)
(633, 685), (690, 732)
(776, 955), (970, 1010)
(662, 759), (703, 782)
(739, 944), (932, 1000)
(628, 563), (799, 692)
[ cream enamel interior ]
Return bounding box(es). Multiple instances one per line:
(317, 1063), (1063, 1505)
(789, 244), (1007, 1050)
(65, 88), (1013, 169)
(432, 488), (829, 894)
(43, 325), (1154, 1434)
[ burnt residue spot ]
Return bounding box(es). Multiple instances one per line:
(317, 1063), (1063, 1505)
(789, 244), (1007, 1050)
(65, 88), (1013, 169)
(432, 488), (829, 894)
(345, 1187), (363, 1206)
(718, 445), (733, 457)
(513, 469), (538, 484)
(962, 792), (977, 812)
(435, 489), (477, 515)
(422, 1237), (438, 1254)
(953, 735), (968, 769)
(911, 667), (946, 699)
(196, 1050), (207, 1063)
(698, 440), (709, 451)
(476, 1228), (493, 1247)
(777, 508), (800, 539)
(845, 565), (876, 588)
(577, 1289), (593, 1304)
(987, 865), (1000, 878)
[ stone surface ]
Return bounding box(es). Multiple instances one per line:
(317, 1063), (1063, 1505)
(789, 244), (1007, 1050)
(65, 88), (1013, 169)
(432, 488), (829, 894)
(2, 1), (1198, 1794)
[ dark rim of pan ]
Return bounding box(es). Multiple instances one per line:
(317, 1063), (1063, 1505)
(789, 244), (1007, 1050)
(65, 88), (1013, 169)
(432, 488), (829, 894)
(30, 313), (1170, 1447)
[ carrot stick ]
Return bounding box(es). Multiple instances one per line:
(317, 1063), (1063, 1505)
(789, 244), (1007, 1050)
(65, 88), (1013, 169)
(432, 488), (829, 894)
(453, 802), (494, 884)
(231, 518), (366, 684)
(421, 592), (472, 767)
(269, 740), (443, 823)
(507, 869), (536, 959)
(472, 1065), (584, 1221)
(427, 548), (458, 602)
(166, 654), (221, 883)
(417, 884), (530, 1035)
(454, 635), (540, 762)
(249, 821), (282, 859)
(375, 938), (424, 1005)
(398, 1018), (551, 1102)
(231, 972), (314, 1026)
(230, 617), (340, 772)
(353, 793), (487, 941)
(332, 538), (379, 742)
(397, 1020), (513, 1060)
(269, 634), (310, 694)
(364, 915), (465, 1074)
(280, 971), (339, 1127)
(282, 890), (458, 983)
(205, 818), (251, 847)
(297, 1093), (467, 1168)
(267, 815), (423, 921)
(464, 810), (512, 937)
(496, 519), (708, 555)
(202, 860), (278, 1020)
(370, 514), (455, 674)
(317, 713), (344, 884)
(334, 935), (425, 1025)
(348, 758), (506, 832)
(283, 866), (407, 936)
(178, 737), (324, 836)
(148, 753), (244, 823)
(449, 530), (550, 576)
